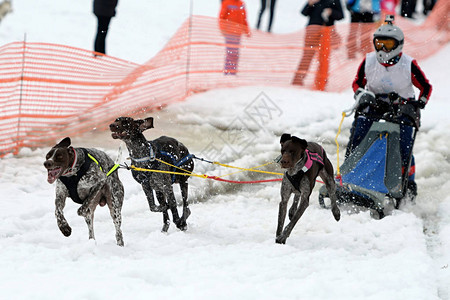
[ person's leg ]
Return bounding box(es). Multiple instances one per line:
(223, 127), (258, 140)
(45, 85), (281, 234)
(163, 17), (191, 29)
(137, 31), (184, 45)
(94, 15), (112, 54)
(293, 27), (319, 85)
(401, 0), (415, 18)
(423, 0), (436, 15)
(268, 0), (277, 32)
(408, 156), (415, 181)
(224, 35), (241, 74)
(399, 123), (415, 181)
(292, 49), (315, 85)
(256, 0), (267, 30)
(430, 0), (436, 11)
(345, 115), (374, 158)
(314, 26), (331, 90)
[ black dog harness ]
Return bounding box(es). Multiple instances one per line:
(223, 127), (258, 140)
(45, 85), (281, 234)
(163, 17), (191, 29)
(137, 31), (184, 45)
(59, 148), (116, 204)
(286, 149), (324, 192)
(130, 142), (193, 184)
(59, 149), (93, 204)
(159, 150), (194, 183)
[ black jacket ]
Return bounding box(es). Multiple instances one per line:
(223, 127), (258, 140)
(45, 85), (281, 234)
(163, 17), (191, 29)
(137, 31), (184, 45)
(302, 0), (344, 26)
(93, 0), (118, 17)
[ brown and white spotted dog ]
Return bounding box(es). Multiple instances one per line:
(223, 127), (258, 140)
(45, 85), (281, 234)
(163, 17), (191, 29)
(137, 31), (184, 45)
(44, 137), (125, 246)
(276, 134), (340, 244)
(109, 117), (194, 233)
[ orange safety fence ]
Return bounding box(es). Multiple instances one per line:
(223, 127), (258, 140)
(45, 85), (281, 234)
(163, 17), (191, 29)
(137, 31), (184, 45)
(0, 1), (448, 157)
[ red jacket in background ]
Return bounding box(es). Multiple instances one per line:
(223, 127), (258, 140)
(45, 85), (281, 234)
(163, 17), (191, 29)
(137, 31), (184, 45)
(219, 0), (250, 35)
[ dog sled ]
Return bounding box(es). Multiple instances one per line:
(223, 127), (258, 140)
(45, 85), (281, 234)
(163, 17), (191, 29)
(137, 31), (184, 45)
(319, 95), (421, 219)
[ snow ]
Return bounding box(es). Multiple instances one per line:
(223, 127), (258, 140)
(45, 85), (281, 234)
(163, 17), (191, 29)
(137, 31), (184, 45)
(0, 1), (449, 299)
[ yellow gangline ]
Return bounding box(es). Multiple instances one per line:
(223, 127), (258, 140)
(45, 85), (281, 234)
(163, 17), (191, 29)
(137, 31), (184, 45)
(335, 111), (347, 177)
(130, 165), (208, 179)
(212, 161), (283, 176)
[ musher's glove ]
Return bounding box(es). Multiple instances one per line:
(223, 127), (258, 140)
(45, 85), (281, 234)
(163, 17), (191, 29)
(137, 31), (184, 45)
(409, 96), (427, 110)
(354, 88), (376, 110)
(398, 102), (421, 128)
(418, 96), (427, 109)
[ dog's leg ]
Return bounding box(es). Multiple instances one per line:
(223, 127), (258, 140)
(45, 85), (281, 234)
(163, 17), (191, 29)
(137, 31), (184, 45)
(156, 191), (170, 232)
(108, 180), (125, 246)
(276, 179), (311, 244)
(142, 181), (167, 212)
(79, 194), (99, 241)
(84, 209), (96, 241)
(276, 181), (291, 243)
(178, 179), (191, 230)
(55, 191), (72, 237)
(320, 172), (341, 221)
(163, 187), (182, 230)
(288, 194), (300, 221)
(322, 159), (341, 221)
(78, 183), (107, 241)
(80, 196), (101, 241)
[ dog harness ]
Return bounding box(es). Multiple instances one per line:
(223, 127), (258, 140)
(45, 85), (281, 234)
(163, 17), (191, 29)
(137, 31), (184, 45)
(59, 148), (114, 204)
(285, 149), (324, 192)
(130, 142), (193, 184)
(60, 149), (93, 204)
(161, 150), (194, 183)
(130, 143), (156, 163)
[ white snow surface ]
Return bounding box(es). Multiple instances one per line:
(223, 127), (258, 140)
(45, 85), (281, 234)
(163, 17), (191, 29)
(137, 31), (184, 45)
(0, 1), (449, 299)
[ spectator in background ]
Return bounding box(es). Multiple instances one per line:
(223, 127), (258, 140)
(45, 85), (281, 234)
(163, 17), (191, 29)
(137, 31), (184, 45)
(219, 0), (251, 75)
(256, 0), (278, 32)
(346, 0), (380, 59)
(93, 0), (118, 55)
(292, 0), (344, 86)
(400, 0), (416, 18)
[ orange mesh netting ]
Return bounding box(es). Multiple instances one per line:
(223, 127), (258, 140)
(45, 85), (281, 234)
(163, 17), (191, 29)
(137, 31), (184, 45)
(0, 1), (448, 156)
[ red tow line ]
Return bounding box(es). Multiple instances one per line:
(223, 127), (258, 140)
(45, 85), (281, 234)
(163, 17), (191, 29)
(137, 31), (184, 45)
(207, 176), (324, 185)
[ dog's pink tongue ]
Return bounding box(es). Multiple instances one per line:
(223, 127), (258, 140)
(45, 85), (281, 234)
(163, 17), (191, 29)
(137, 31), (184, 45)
(47, 168), (61, 184)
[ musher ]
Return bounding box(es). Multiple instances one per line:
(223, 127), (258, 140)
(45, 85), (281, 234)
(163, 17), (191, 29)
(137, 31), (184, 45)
(346, 15), (432, 197)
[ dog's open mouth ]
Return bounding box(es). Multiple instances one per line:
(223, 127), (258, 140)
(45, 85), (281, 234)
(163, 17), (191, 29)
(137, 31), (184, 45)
(47, 167), (63, 184)
(111, 132), (127, 139)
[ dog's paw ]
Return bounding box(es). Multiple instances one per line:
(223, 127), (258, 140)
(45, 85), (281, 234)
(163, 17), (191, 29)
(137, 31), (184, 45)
(161, 221), (170, 233)
(59, 225), (72, 237)
(116, 232), (124, 247)
(175, 219), (188, 231)
(332, 206), (341, 222)
(275, 235), (287, 244)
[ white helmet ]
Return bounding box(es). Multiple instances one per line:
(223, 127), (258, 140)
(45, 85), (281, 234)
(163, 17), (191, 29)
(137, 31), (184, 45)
(373, 15), (404, 64)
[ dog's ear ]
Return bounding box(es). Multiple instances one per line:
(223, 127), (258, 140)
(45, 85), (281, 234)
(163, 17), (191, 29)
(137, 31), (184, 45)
(55, 137), (71, 148)
(280, 133), (291, 144)
(291, 136), (308, 149)
(138, 117), (154, 132)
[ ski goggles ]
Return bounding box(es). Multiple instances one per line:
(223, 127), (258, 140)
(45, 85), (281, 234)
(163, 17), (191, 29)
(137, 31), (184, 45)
(373, 38), (397, 51)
